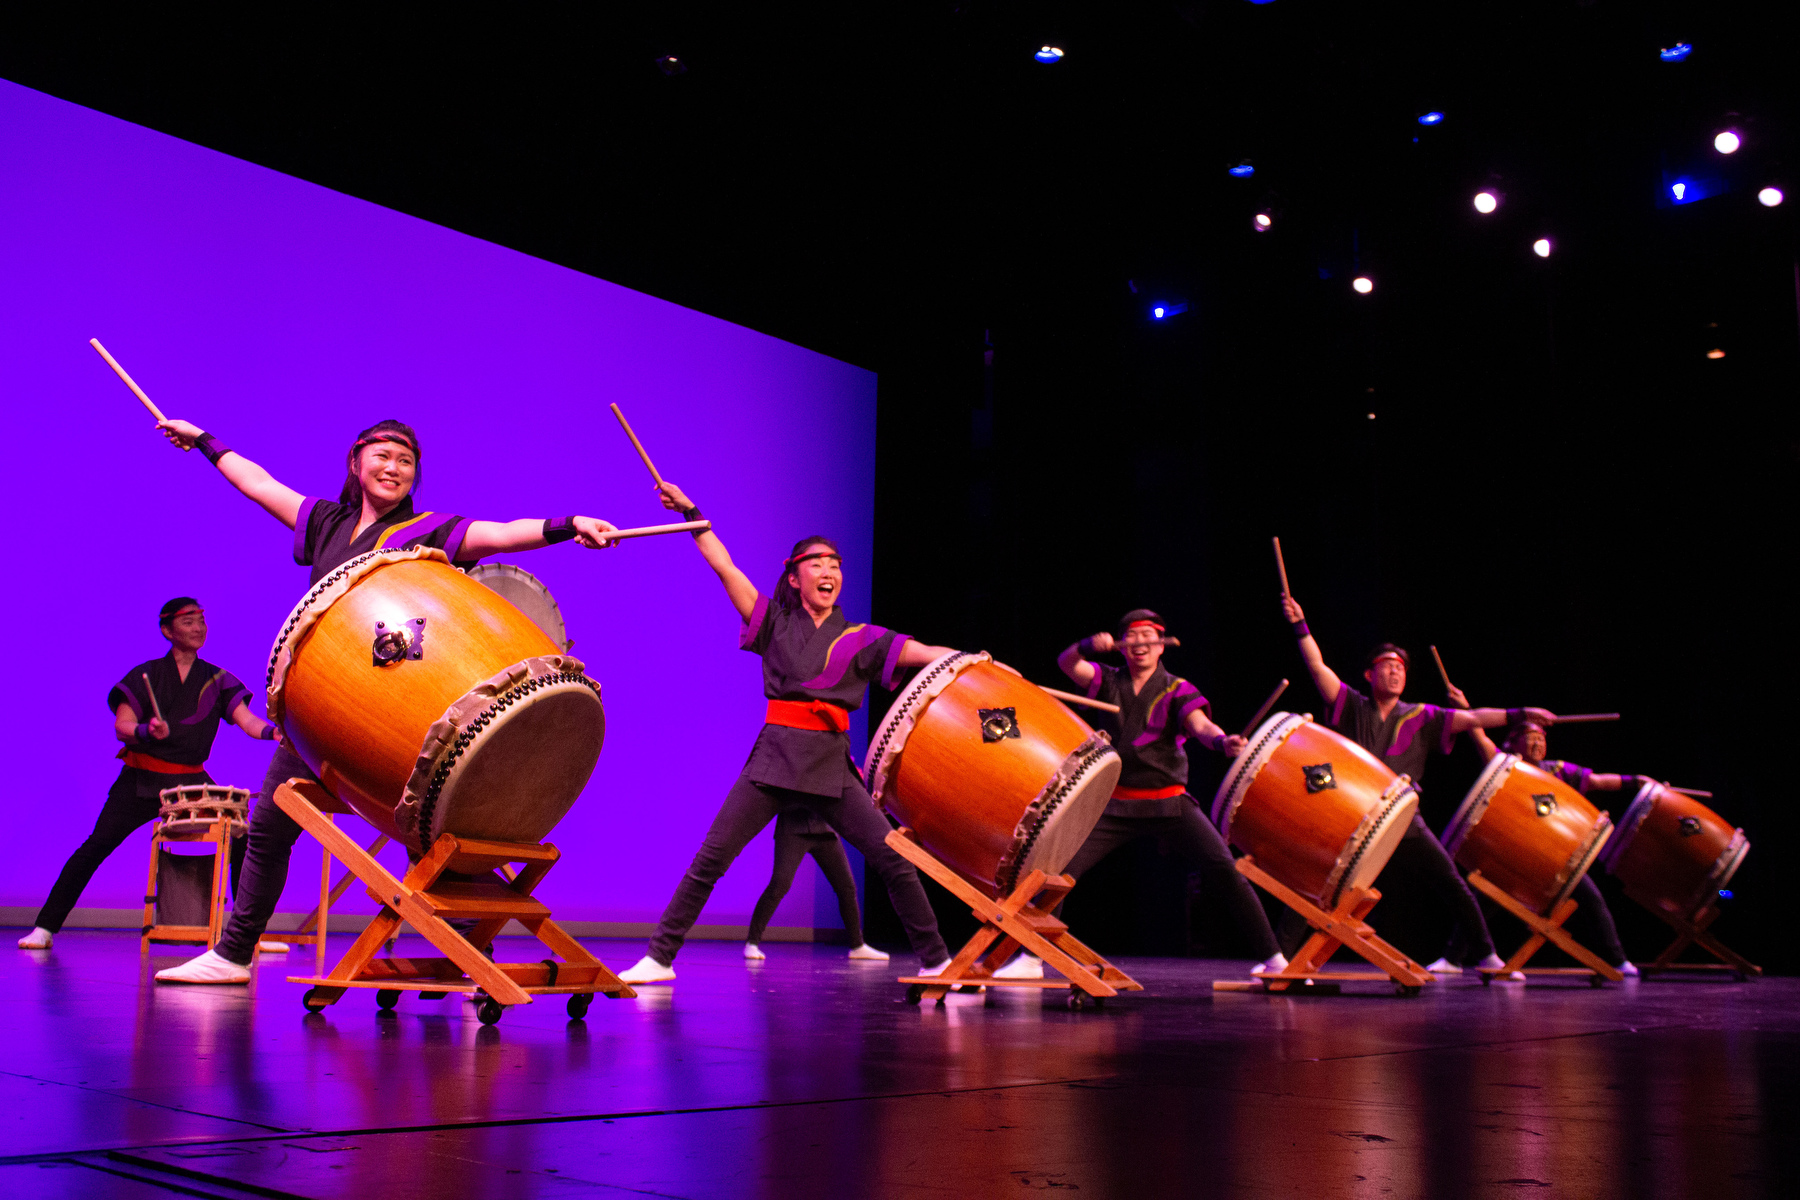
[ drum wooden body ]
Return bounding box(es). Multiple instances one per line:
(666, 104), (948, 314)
(467, 563), (571, 651)
(1600, 783), (1748, 921)
(268, 547), (605, 852)
(865, 652), (1120, 896)
(157, 784), (250, 838)
(1211, 713), (1418, 910)
(1444, 755), (1611, 916)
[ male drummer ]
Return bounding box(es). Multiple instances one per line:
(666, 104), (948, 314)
(18, 599), (279, 951)
(994, 610), (1288, 980)
(1450, 693), (1639, 975)
(151, 416), (622, 985)
(1280, 594), (1557, 976)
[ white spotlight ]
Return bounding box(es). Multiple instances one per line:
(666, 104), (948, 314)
(1253, 212), (1273, 231)
(1473, 191), (1499, 214)
(1352, 276), (1374, 294)
(1714, 130), (1741, 154)
(1758, 186), (1785, 207)
(1532, 238), (1552, 258)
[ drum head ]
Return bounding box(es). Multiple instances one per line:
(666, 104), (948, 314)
(467, 563), (570, 650)
(1444, 753), (1517, 857)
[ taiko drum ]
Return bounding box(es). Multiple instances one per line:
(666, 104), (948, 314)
(865, 652), (1120, 896)
(1600, 782), (1748, 921)
(1211, 713), (1419, 910)
(1444, 755), (1611, 916)
(268, 547), (605, 853)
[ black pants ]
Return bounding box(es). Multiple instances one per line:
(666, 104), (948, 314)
(1278, 815), (1498, 965)
(648, 774), (946, 966)
(1060, 807), (1281, 960)
(36, 767), (244, 933)
(746, 813), (863, 945)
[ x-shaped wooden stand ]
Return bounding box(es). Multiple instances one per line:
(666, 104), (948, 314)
(1466, 870), (1622, 986)
(1215, 855), (1433, 995)
(274, 780), (633, 1022)
(1628, 888), (1761, 980)
(886, 829), (1141, 1009)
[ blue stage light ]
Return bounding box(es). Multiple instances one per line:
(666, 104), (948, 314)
(1150, 302), (1189, 320)
(1659, 43), (1692, 62)
(1719, 889), (1734, 900)
(1417, 112), (1445, 126)
(1035, 46), (1065, 63)
(1229, 162), (1255, 178)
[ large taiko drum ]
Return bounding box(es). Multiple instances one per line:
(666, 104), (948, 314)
(267, 547), (605, 853)
(1212, 712), (1418, 910)
(1444, 754), (1611, 916)
(864, 652), (1121, 896)
(1599, 782), (1748, 921)
(467, 563), (571, 651)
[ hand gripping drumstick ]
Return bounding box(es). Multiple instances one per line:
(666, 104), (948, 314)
(1272, 537), (1291, 597)
(141, 673), (165, 725)
(1239, 678), (1289, 738)
(609, 403), (665, 487)
(1430, 645), (1463, 706)
(91, 339), (182, 441)
(1037, 684), (1122, 715)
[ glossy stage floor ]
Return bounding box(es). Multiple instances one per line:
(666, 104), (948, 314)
(0, 932), (1789, 1198)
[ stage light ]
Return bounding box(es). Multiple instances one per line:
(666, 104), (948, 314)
(1659, 43), (1692, 62)
(1532, 238), (1552, 257)
(655, 55), (687, 77)
(1759, 186), (1785, 207)
(1229, 161), (1256, 178)
(1035, 46), (1065, 63)
(1720, 889), (1734, 900)
(1253, 212), (1273, 231)
(1352, 276), (1374, 294)
(1671, 181), (1687, 201)
(1706, 348), (1725, 359)
(1418, 111), (1445, 126)
(1150, 301), (1188, 320)
(1714, 130), (1741, 154)
(1473, 191), (1499, 214)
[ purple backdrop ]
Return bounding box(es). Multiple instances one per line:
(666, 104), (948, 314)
(0, 80), (875, 935)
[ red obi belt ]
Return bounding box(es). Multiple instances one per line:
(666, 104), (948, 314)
(765, 699), (851, 733)
(1110, 784), (1187, 801)
(123, 751), (207, 774)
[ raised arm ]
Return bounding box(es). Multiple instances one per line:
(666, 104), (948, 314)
(657, 482), (759, 620)
(1280, 595), (1342, 705)
(157, 419), (304, 528)
(1057, 632), (1111, 691)
(1182, 705), (1247, 757)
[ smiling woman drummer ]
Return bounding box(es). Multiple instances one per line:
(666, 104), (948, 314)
(616, 481), (955, 983)
(148, 415), (621, 985)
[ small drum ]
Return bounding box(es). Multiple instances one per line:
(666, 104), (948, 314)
(157, 784), (250, 838)
(268, 547), (606, 853)
(865, 652), (1121, 896)
(1212, 712), (1418, 910)
(467, 563), (571, 651)
(1599, 782), (1748, 921)
(1444, 754), (1611, 916)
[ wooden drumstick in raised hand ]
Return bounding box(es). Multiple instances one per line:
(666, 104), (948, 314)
(1430, 645), (1465, 706)
(1239, 678), (1289, 738)
(609, 403), (665, 487)
(141, 673), (165, 725)
(1272, 536), (1291, 598)
(91, 339), (187, 449)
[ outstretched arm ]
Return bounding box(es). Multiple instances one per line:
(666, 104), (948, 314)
(1446, 705), (1558, 734)
(896, 638), (958, 668)
(460, 516), (621, 557)
(1280, 595), (1342, 706)
(1182, 706), (1247, 757)
(657, 482), (759, 619)
(1057, 632), (1111, 690)
(157, 419), (304, 528)
(1446, 685), (1500, 761)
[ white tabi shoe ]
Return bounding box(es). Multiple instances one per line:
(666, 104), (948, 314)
(1425, 957), (1461, 975)
(257, 940), (290, 954)
(155, 949), (251, 985)
(1251, 952), (1289, 976)
(743, 943), (766, 961)
(1477, 953), (1526, 982)
(847, 943), (889, 961)
(17, 927), (52, 950)
(1619, 961), (1640, 977)
(917, 958), (952, 978)
(618, 955), (676, 984)
(992, 954), (1044, 980)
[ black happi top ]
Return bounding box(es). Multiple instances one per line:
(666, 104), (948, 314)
(1084, 663), (1212, 817)
(109, 651), (251, 768)
(1325, 683), (1457, 787)
(294, 495), (481, 584)
(739, 593), (912, 798)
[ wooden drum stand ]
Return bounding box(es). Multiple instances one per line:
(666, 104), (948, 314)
(1630, 886), (1761, 980)
(141, 795), (245, 954)
(1215, 856), (1433, 996)
(274, 780), (633, 1024)
(1466, 870), (1623, 987)
(887, 829), (1141, 1009)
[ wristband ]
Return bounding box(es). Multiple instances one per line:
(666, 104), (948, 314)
(196, 433), (231, 465)
(134, 723), (153, 743)
(1505, 708), (1526, 727)
(682, 506), (705, 536)
(1291, 620), (1310, 639)
(1078, 636), (1101, 658)
(1617, 774), (1637, 790)
(1210, 733), (1228, 753)
(542, 516), (579, 545)
(260, 724), (278, 741)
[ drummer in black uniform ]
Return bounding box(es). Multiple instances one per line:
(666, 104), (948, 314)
(994, 610), (1289, 980)
(18, 598), (278, 950)
(1452, 696), (1639, 975)
(1280, 594), (1558, 977)
(150, 415), (621, 985)
(618, 480), (954, 983)
(742, 805), (885, 963)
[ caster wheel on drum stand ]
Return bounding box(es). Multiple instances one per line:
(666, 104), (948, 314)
(1589, 975), (1606, 989)
(1066, 992), (1087, 1011)
(567, 994), (592, 1020)
(1395, 985), (1422, 997)
(905, 984), (926, 1006)
(476, 998), (505, 1026)
(375, 989), (401, 1011)
(418, 990), (447, 1001)
(302, 987), (332, 1014)
(1480, 973), (1494, 987)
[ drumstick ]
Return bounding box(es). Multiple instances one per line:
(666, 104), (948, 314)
(609, 403), (664, 487)
(90, 338), (175, 427)
(1669, 786), (1714, 798)
(1429, 645), (1464, 705)
(1272, 537), (1291, 597)
(1551, 713), (1621, 724)
(601, 519), (710, 542)
(141, 673), (165, 725)
(1239, 678), (1289, 738)
(1037, 684), (1122, 715)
